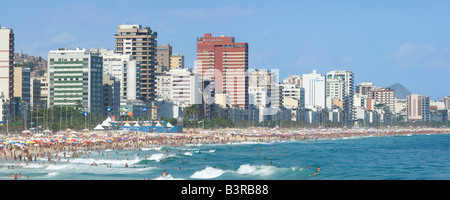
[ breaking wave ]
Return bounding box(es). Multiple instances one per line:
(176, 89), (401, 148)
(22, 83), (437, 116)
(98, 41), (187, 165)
(190, 166), (227, 179)
(190, 164), (306, 179)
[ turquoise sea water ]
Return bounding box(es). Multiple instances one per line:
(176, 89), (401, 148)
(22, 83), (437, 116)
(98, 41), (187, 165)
(1, 133), (449, 180)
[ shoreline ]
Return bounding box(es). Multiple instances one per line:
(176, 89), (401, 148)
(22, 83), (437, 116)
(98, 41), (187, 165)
(1, 127), (448, 160)
(0, 127), (449, 180)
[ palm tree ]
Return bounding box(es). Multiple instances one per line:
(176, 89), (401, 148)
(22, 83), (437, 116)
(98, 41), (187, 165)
(190, 104), (199, 121)
(183, 106), (191, 121)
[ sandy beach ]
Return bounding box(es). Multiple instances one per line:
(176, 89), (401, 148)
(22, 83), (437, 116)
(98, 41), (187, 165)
(1, 127), (449, 180)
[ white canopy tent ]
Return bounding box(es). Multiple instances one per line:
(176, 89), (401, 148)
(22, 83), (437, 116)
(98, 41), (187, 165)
(94, 124), (104, 130)
(101, 120), (112, 127)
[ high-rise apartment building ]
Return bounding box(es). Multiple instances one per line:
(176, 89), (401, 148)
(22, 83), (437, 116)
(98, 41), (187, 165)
(156, 44), (172, 73)
(302, 70), (325, 109)
(102, 74), (120, 117)
(282, 75), (302, 87)
(367, 87), (395, 113)
(248, 69), (277, 108)
(443, 95), (450, 121)
(170, 69), (201, 106)
(443, 95), (450, 110)
(13, 66), (31, 103)
(326, 70), (354, 122)
(31, 78), (41, 109)
(36, 73), (49, 108)
(0, 27), (14, 103)
(280, 83), (305, 109)
(407, 94), (430, 122)
(155, 68), (201, 106)
(170, 54), (184, 70)
(114, 24), (157, 101)
(95, 49), (140, 101)
(356, 82), (376, 95)
(196, 33), (249, 109)
(48, 48), (103, 113)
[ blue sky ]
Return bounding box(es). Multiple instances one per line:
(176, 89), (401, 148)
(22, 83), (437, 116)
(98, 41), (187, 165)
(1, 0), (450, 100)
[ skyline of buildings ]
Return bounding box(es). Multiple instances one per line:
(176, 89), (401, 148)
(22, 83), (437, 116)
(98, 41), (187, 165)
(0, 23), (449, 129)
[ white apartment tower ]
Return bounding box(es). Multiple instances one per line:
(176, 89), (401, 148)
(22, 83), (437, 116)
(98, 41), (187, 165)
(156, 68), (201, 106)
(248, 69), (279, 108)
(97, 49), (140, 101)
(326, 70), (354, 123)
(302, 70), (326, 109)
(0, 27), (14, 103)
(48, 48), (103, 113)
(280, 83), (305, 109)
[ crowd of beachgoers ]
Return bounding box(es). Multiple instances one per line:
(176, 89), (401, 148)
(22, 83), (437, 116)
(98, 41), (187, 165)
(1, 126), (449, 180)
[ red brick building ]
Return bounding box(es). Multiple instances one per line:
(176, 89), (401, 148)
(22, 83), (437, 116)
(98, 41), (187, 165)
(196, 33), (249, 109)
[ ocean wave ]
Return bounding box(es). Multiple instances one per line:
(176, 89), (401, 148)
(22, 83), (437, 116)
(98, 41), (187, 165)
(225, 141), (264, 145)
(47, 172), (60, 177)
(141, 147), (162, 151)
(23, 163), (45, 169)
(235, 164), (303, 177)
(68, 156), (142, 166)
(189, 164), (306, 179)
(183, 152), (193, 156)
(199, 149), (216, 154)
(147, 153), (178, 162)
(154, 174), (184, 180)
(190, 166), (228, 179)
(46, 164), (69, 170)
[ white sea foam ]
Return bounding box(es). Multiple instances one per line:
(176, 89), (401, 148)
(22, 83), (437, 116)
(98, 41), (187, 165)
(47, 172), (60, 177)
(190, 166), (227, 179)
(148, 153), (178, 162)
(142, 146), (162, 151)
(24, 163), (45, 169)
(148, 153), (164, 161)
(183, 152), (193, 156)
(226, 140), (274, 145)
(236, 164), (278, 176)
(235, 164), (303, 177)
(68, 156), (141, 166)
(200, 149), (216, 153)
(154, 174), (184, 180)
(46, 164), (69, 170)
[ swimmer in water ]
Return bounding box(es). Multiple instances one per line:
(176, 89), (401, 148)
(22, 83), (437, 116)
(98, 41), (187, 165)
(162, 170), (168, 177)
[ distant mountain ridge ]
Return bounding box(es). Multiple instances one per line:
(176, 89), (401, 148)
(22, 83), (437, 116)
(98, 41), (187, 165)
(387, 83), (411, 99)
